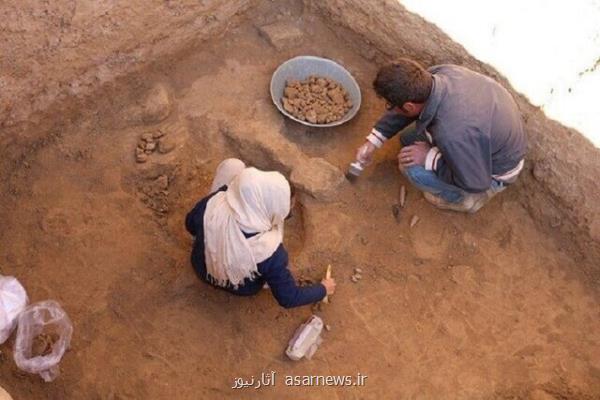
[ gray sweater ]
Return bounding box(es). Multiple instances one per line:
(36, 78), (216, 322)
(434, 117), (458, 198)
(367, 64), (527, 193)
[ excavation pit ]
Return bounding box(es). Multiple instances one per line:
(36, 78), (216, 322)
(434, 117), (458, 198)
(0, 1), (599, 399)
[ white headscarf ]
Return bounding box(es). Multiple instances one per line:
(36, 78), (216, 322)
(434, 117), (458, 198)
(203, 167), (291, 287)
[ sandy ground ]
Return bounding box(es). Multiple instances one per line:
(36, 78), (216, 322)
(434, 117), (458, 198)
(0, 6), (599, 400)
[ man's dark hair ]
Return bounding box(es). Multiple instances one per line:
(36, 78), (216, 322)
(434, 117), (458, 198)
(372, 58), (433, 107)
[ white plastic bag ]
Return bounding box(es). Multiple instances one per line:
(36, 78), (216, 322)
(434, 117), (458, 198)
(0, 275), (28, 344)
(14, 301), (73, 382)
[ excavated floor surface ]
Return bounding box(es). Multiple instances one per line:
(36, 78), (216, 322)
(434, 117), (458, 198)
(0, 5), (599, 400)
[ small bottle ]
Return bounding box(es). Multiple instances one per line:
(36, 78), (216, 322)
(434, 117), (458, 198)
(346, 160), (365, 181)
(347, 143), (374, 181)
(285, 315), (324, 361)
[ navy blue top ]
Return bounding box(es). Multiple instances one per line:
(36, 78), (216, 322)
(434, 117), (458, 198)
(185, 187), (326, 308)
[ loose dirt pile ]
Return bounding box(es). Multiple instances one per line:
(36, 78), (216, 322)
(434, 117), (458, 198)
(281, 76), (353, 124)
(135, 129), (176, 163)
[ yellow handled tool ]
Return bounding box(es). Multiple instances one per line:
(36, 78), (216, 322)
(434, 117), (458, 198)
(322, 264), (332, 304)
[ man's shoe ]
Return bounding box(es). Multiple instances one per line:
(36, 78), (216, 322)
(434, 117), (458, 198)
(423, 192), (475, 213)
(467, 190), (493, 214)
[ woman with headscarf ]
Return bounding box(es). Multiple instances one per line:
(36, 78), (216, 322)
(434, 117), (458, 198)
(185, 158), (336, 308)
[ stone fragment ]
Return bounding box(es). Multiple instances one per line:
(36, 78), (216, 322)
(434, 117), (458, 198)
(399, 185), (406, 207)
(158, 137), (177, 154)
(354, 267), (363, 274)
(220, 100), (306, 173)
(136, 153), (148, 163)
(327, 88), (345, 105)
(145, 141), (157, 151)
(305, 109), (317, 124)
(152, 130), (166, 139)
(140, 83), (171, 124)
(310, 84), (324, 94)
(258, 22), (304, 51)
(282, 98), (295, 114)
(290, 157), (345, 201)
(325, 324), (331, 332)
(410, 215), (420, 228)
(141, 133), (153, 141)
(284, 87), (299, 99)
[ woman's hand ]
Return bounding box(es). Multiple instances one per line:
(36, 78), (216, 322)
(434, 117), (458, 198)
(321, 278), (336, 295)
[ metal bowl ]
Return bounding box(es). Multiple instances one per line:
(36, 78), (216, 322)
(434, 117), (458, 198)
(270, 56), (362, 128)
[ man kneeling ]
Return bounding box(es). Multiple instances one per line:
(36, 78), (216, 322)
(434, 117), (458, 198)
(355, 58), (527, 213)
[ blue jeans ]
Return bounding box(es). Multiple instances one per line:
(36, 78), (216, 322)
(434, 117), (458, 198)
(399, 128), (503, 204)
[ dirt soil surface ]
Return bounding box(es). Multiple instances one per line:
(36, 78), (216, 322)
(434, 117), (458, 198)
(1, 4), (599, 400)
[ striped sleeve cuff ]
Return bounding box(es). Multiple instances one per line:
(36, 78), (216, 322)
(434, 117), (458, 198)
(366, 129), (388, 148)
(424, 146), (442, 171)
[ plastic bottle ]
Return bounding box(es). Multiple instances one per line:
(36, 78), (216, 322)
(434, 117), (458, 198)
(346, 142), (374, 180)
(285, 315), (324, 361)
(346, 160), (366, 180)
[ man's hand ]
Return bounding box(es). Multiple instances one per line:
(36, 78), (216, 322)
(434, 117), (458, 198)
(398, 141), (431, 167)
(356, 141), (377, 166)
(321, 278), (336, 296)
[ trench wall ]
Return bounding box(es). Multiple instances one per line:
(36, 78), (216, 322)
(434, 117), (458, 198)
(0, 0), (253, 129)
